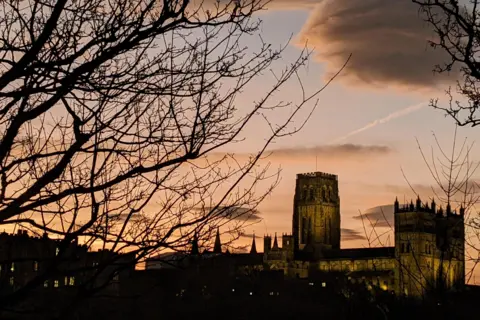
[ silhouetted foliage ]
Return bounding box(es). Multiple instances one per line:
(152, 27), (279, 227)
(414, 0), (480, 127)
(0, 0), (344, 316)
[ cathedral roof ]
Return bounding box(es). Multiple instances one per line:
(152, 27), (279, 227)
(322, 247), (395, 260)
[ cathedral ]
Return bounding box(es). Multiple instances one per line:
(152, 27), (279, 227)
(257, 171), (465, 297)
(147, 171), (466, 298)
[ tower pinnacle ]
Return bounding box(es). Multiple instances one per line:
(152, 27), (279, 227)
(250, 232), (257, 254)
(213, 228), (222, 253)
(273, 232), (279, 249)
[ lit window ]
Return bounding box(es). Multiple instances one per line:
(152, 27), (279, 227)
(69, 277), (75, 286)
(33, 261), (38, 271)
(55, 248), (59, 256)
(322, 282), (326, 287)
(308, 282), (314, 286)
(64, 277), (68, 286)
(10, 263), (14, 272)
(249, 292), (253, 295)
(9, 277), (14, 286)
(44, 281), (48, 288)
(54, 280), (59, 288)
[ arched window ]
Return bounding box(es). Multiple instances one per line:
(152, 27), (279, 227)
(303, 188), (308, 200)
(322, 187), (326, 201)
(309, 187), (315, 200)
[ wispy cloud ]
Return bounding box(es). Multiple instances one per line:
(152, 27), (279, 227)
(239, 232), (262, 239)
(330, 102), (427, 144)
(264, 144), (392, 158)
(341, 228), (366, 241)
(196, 206), (263, 222)
(352, 204), (394, 229)
(212, 144), (393, 163)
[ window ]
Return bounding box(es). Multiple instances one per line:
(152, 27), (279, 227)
(64, 277), (68, 286)
(33, 261), (38, 271)
(69, 277), (75, 286)
(10, 263), (14, 272)
(54, 280), (59, 288)
(9, 277), (14, 286)
(401, 243), (405, 253)
(55, 248), (59, 256)
(406, 243), (411, 253)
(44, 281), (49, 288)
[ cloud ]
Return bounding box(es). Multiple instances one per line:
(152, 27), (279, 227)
(223, 144), (393, 164)
(352, 204), (394, 229)
(296, 0), (458, 90)
(341, 228), (366, 241)
(199, 206), (263, 222)
(240, 232), (262, 239)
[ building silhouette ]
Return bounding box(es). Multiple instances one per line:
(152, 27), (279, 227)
(143, 172), (466, 299)
(261, 171), (465, 297)
(0, 230), (135, 296)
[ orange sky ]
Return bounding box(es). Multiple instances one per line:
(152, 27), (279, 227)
(206, 0), (480, 283)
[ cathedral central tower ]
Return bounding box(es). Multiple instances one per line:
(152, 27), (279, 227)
(292, 172), (341, 257)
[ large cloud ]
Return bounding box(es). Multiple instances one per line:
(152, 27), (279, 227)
(297, 0), (458, 90)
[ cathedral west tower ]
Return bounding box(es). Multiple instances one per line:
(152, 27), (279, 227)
(292, 172), (341, 258)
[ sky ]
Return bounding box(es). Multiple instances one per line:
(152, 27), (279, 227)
(207, 0), (480, 275)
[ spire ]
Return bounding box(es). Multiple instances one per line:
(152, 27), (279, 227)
(431, 198), (436, 213)
(250, 232), (257, 254)
(213, 228), (222, 253)
(460, 205), (465, 216)
(416, 195), (421, 210)
(272, 232), (279, 250)
(446, 202), (452, 216)
(394, 197), (399, 213)
(191, 233), (199, 255)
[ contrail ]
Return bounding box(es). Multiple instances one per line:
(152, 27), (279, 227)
(329, 102), (428, 145)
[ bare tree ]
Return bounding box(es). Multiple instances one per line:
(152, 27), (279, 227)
(413, 0), (480, 127)
(356, 127), (478, 305)
(395, 127), (478, 304)
(0, 0), (344, 315)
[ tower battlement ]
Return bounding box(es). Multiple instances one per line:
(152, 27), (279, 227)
(394, 196), (465, 217)
(297, 172), (338, 180)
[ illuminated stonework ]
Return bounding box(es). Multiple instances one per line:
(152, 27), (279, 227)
(263, 172), (465, 297)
